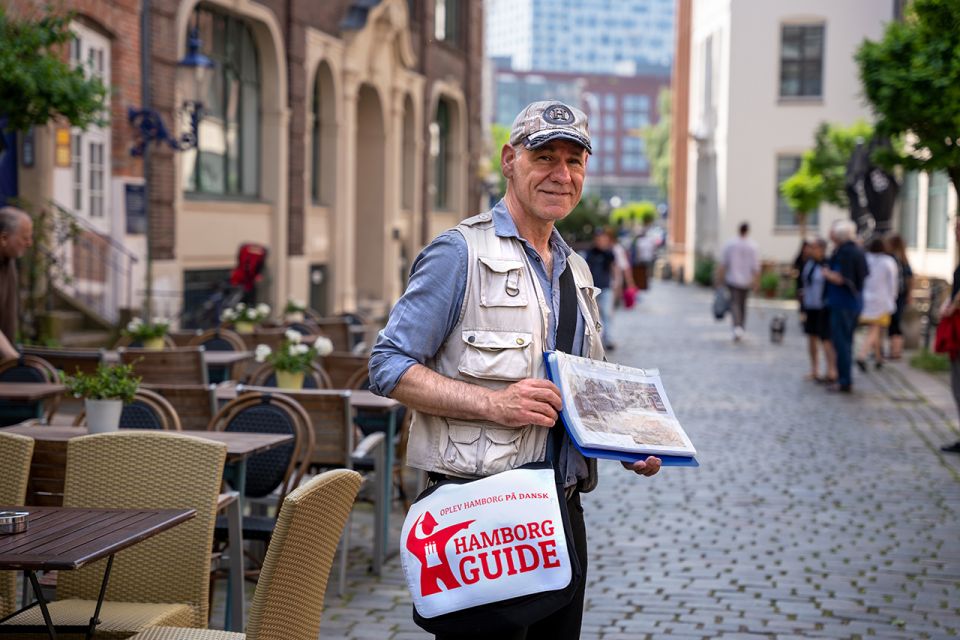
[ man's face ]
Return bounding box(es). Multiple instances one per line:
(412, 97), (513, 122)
(0, 215), (32, 259)
(502, 139), (587, 224)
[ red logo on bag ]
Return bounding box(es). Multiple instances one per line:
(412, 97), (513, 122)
(406, 511), (475, 596)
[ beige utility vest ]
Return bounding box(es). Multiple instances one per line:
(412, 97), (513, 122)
(406, 211), (606, 481)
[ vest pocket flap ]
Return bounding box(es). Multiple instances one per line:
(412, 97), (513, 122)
(579, 284), (601, 300)
(448, 424), (482, 444)
(483, 427), (523, 445)
(478, 256), (525, 273)
(461, 330), (533, 350)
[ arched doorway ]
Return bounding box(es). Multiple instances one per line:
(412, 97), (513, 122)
(354, 84), (386, 303)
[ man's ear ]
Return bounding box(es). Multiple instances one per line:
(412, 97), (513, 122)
(501, 144), (516, 180)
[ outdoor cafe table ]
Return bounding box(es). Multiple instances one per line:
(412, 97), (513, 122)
(0, 505), (194, 639)
(0, 383), (65, 403)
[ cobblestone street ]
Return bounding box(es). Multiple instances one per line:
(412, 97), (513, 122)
(314, 282), (960, 639)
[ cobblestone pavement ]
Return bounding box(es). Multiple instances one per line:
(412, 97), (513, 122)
(223, 282), (960, 639)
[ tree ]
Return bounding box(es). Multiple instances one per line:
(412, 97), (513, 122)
(486, 123), (511, 199)
(0, 6), (107, 150)
(611, 201), (657, 227)
(856, 0), (960, 204)
(640, 89), (671, 199)
(555, 194), (607, 245)
(779, 157), (824, 239)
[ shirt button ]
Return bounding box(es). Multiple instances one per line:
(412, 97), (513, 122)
(516, 337), (525, 345)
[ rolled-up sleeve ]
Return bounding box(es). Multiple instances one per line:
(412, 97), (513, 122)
(368, 231), (467, 397)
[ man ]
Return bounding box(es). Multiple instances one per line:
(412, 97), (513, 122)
(0, 206), (32, 360)
(717, 222), (759, 341)
(822, 219), (868, 393)
(369, 100), (660, 640)
(584, 229), (617, 350)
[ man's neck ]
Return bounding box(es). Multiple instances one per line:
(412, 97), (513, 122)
(503, 194), (555, 257)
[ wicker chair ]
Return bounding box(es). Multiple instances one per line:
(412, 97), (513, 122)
(127, 469), (361, 640)
(0, 355), (62, 425)
(119, 347), (209, 386)
(247, 362), (332, 389)
(114, 334), (178, 349)
(188, 329), (246, 383)
(73, 388), (182, 431)
(236, 328), (287, 353)
(0, 432), (34, 618)
(318, 352), (369, 389)
(20, 346), (104, 376)
(143, 385), (217, 431)
(0, 431), (227, 638)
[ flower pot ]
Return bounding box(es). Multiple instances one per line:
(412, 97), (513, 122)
(142, 337), (165, 350)
(284, 311), (304, 323)
(85, 398), (123, 434)
(275, 370), (305, 390)
(234, 321), (255, 334)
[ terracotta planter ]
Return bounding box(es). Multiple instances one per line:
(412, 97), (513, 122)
(85, 398), (123, 434)
(234, 321), (255, 334)
(275, 370), (305, 390)
(142, 337), (165, 350)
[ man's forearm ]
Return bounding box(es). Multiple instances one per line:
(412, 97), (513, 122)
(390, 364), (495, 422)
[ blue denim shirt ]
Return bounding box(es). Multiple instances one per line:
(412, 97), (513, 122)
(369, 199), (589, 485)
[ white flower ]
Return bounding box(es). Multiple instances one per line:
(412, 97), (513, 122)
(221, 309), (237, 322)
(244, 308), (258, 321)
(126, 318), (142, 332)
(312, 336), (334, 356)
(287, 298), (306, 311)
(151, 316), (167, 326)
(284, 329), (302, 344)
(254, 344), (272, 363)
(256, 303), (271, 317)
(236, 303), (247, 311)
(295, 343), (310, 355)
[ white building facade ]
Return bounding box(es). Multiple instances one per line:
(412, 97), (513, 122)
(683, 0), (891, 271)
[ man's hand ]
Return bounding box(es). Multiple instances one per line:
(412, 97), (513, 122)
(821, 267), (843, 286)
(487, 378), (563, 428)
(622, 456), (661, 477)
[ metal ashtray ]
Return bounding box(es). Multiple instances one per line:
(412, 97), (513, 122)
(0, 511), (28, 535)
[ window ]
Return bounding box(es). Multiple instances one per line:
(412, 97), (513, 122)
(779, 24), (824, 98)
(434, 0), (460, 46)
(89, 142), (104, 217)
(899, 171), (918, 248)
(71, 136), (83, 211)
(185, 9), (260, 197)
(776, 155), (819, 227)
(927, 171), (949, 250)
(434, 99), (451, 210)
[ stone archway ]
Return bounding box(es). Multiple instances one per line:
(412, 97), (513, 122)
(354, 84), (387, 303)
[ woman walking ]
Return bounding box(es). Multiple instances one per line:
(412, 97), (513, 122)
(886, 233), (913, 360)
(800, 238), (837, 382)
(856, 237), (899, 371)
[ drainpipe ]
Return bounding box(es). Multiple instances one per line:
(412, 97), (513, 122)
(141, 0), (153, 317)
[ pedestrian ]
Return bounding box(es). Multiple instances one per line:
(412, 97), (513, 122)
(610, 228), (636, 309)
(717, 222), (759, 341)
(885, 233), (913, 360)
(585, 228), (618, 350)
(822, 219), (869, 393)
(939, 221), (960, 455)
(0, 206), (33, 360)
(856, 237), (899, 372)
(800, 238), (837, 383)
(369, 99), (661, 640)
(632, 228), (656, 291)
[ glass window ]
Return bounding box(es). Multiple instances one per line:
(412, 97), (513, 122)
(311, 77), (321, 204)
(89, 142), (104, 217)
(779, 24), (824, 98)
(899, 171), (918, 248)
(435, 0), (460, 45)
(604, 94), (617, 110)
(434, 99), (451, 210)
(776, 155), (820, 227)
(927, 171), (949, 250)
(185, 9), (260, 197)
(71, 136), (83, 211)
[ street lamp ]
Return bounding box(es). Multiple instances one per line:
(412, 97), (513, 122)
(128, 26), (214, 156)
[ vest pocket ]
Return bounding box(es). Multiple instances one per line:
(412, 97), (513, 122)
(480, 426), (524, 475)
(459, 329), (533, 381)
(478, 256), (528, 307)
(442, 423), (482, 476)
(580, 285), (603, 334)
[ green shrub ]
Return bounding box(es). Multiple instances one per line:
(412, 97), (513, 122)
(909, 348), (950, 373)
(760, 272), (780, 294)
(693, 256), (715, 287)
(62, 363), (141, 403)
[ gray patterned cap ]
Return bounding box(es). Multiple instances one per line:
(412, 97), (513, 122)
(508, 100), (592, 154)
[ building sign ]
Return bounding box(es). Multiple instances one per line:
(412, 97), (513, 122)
(125, 183), (147, 234)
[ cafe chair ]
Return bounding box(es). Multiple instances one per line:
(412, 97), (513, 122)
(235, 328), (286, 353)
(127, 469), (361, 640)
(247, 362), (332, 389)
(143, 385), (217, 431)
(0, 355), (62, 425)
(188, 330), (246, 383)
(318, 352), (369, 389)
(0, 431), (227, 637)
(0, 432), (34, 617)
(120, 347), (209, 386)
(20, 346), (105, 377)
(73, 388), (182, 431)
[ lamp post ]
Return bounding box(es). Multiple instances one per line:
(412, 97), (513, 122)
(128, 25), (214, 316)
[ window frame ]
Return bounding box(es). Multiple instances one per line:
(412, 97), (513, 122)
(774, 154), (820, 228)
(778, 23), (825, 100)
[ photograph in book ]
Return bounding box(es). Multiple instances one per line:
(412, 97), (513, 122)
(548, 351), (696, 458)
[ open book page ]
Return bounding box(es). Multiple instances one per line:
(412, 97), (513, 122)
(545, 351), (696, 458)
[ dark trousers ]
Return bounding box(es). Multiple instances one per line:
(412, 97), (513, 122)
(830, 307), (859, 386)
(436, 492), (588, 640)
(728, 285), (749, 329)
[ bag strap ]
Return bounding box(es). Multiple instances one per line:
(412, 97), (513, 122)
(548, 264), (578, 466)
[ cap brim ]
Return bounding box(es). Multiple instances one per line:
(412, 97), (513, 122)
(523, 130), (593, 154)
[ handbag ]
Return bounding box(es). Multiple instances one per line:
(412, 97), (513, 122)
(934, 312), (960, 356)
(622, 285), (638, 309)
(712, 287), (731, 320)
(401, 265), (583, 634)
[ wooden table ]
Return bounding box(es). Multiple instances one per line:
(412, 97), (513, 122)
(0, 383), (65, 402)
(0, 506), (194, 639)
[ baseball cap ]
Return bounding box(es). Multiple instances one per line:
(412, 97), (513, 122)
(509, 100), (592, 154)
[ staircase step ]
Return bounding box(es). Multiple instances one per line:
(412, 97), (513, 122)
(60, 331), (113, 349)
(44, 310), (87, 335)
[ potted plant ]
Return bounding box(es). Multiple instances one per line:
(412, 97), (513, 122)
(283, 298), (308, 323)
(123, 316), (170, 350)
(254, 330), (331, 389)
(760, 272), (780, 299)
(221, 302), (271, 334)
(62, 363), (141, 434)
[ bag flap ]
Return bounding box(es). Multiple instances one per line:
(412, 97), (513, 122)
(478, 256), (525, 273)
(462, 329), (533, 350)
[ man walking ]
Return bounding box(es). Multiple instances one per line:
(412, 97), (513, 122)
(369, 100), (660, 640)
(717, 222), (759, 341)
(0, 206), (33, 360)
(822, 219), (868, 393)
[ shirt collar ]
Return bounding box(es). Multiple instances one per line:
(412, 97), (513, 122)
(491, 199), (573, 257)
